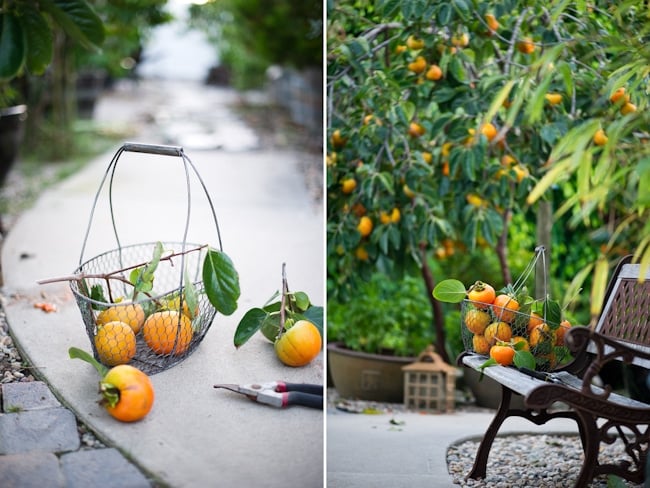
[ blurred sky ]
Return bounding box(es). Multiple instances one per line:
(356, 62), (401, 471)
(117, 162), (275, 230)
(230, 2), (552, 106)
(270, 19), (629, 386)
(137, 0), (218, 81)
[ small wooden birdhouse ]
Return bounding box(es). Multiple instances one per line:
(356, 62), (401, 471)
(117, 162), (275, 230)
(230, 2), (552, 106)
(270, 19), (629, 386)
(402, 345), (457, 413)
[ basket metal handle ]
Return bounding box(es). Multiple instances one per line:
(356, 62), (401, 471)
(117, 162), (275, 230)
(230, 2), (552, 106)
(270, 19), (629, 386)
(78, 142), (224, 270)
(122, 142), (183, 157)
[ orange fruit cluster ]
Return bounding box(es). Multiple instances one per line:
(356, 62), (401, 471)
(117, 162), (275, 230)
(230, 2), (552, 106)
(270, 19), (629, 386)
(94, 297), (197, 367)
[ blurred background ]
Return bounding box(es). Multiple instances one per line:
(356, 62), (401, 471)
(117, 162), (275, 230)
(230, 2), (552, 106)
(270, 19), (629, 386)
(0, 0), (323, 230)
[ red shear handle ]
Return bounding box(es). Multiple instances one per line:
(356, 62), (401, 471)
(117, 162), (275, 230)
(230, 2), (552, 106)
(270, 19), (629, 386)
(276, 382), (323, 395)
(281, 392), (323, 409)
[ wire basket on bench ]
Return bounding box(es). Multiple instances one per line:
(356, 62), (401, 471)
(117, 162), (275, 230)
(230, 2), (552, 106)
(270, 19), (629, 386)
(460, 299), (570, 372)
(68, 143), (223, 375)
(460, 247), (571, 372)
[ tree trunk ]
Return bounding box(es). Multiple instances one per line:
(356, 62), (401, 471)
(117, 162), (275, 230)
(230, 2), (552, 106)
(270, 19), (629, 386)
(50, 30), (75, 159)
(420, 244), (451, 364)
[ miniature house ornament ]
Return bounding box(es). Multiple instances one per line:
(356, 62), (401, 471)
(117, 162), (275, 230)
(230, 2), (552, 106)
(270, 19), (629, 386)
(402, 345), (457, 413)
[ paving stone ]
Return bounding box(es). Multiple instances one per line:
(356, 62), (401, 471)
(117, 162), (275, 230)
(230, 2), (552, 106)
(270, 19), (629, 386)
(2, 381), (62, 412)
(60, 448), (151, 488)
(0, 451), (64, 488)
(0, 408), (80, 455)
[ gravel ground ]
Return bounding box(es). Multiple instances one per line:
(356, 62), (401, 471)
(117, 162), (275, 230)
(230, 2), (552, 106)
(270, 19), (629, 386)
(447, 433), (644, 487)
(0, 301), (107, 449)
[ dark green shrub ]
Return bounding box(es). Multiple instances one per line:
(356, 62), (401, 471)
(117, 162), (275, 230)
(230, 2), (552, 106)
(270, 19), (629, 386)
(327, 272), (433, 357)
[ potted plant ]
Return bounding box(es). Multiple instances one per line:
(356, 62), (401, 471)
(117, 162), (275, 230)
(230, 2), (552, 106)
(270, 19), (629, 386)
(0, 1), (104, 161)
(327, 273), (436, 402)
(0, 83), (27, 185)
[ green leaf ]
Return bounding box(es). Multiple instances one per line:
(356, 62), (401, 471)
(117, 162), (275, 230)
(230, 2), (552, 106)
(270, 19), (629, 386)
(0, 13), (26, 80)
(512, 338), (527, 351)
(143, 242), (163, 282)
(40, 0), (105, 49)
(543, 298), (562, 328)
(302, 305), (324, 332)
(452, 0), (470, 19)
(183, 269), (199, 323)
(401, 101), (415, 123)
(90, 285), (107, 310)
(437, 3), (453, 25)
(262, 300), (282, 313)
(260, 312), (282, 342)
(69, 346), (108, 378)
(17, 8), (52, 75)
(129, 268), (152, 294)
(514, 350), (536, 370)
(590, 256), (609, 319)
(380, 0), (400, 17)
(485, 80), (514, 123)
(606, 474), (630, 488)
(525, 74), (553, 124)
(540, 122), (566, 146)
(448, 56), (466, 83)
(130, 242), (163, 299)
(432, 279), (467, 303)
(292, 291), (310, 312)
(479, 357), (497, 369)
(233, 307), (267, 348)
(203, 249), (240, 316)
(461, 148), (477, 180)
(377, 172), (395, 194)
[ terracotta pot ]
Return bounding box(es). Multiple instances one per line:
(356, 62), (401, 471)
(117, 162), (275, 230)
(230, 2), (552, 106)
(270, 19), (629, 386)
(327, 342), (415, 403)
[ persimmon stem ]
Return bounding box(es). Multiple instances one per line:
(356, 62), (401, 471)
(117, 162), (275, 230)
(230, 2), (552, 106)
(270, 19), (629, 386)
(277, 263), (290, 342)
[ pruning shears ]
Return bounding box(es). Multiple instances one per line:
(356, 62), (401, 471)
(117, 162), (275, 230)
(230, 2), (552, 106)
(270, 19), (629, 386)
(520, 367), (564, 384)
(214, 381), (323, 409)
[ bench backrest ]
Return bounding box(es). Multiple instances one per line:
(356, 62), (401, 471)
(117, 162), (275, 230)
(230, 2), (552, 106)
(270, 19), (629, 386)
(593, 259), (650, 369)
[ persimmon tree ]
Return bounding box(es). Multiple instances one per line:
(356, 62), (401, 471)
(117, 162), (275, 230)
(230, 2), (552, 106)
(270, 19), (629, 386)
(327, 0), (649, 361)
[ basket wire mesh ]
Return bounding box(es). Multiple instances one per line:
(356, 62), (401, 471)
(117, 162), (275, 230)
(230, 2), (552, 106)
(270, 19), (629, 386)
(69, 143), (223, 375)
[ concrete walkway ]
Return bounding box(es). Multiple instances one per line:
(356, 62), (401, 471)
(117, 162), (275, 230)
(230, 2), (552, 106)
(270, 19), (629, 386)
(326, 405), (579, 488)
(2, 80), (324, 487)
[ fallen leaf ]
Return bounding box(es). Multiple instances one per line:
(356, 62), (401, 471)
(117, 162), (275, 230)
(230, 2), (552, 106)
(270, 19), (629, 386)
(33, 302), (57, 313)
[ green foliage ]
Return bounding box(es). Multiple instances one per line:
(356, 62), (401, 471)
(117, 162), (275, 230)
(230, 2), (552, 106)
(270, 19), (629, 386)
(327, 272), (433, 357)
(0, 0), (104, 83)
(189, 0), (322, 89)
(443, 308), (463, 360)
(327, 1), (650, 322)
(75, 0), (172, 78)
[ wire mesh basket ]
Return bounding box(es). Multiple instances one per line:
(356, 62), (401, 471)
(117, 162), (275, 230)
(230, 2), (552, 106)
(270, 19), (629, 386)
(460, 299), (570, 372)
(68, 142), (223, 375)
(460, 247), (571, 372)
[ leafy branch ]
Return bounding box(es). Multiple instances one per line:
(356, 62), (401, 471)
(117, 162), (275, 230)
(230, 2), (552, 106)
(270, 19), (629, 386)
(38, 243), (240, 317)
(38, 244), (207, 291)
(233, 263), (322, 348)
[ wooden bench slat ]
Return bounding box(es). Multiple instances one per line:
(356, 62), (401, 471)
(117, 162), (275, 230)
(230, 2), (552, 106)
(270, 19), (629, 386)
(463, 353), (650, 410)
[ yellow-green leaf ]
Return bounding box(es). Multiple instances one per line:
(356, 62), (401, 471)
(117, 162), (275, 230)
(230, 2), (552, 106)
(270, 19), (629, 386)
(590, 257), (609, 325)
